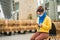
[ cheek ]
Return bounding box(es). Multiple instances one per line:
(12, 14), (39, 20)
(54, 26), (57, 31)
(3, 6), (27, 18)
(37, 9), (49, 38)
(38, 12), (40, 14)
(36, 12), (42, 15)
(40, 13), (43, 15)
(39, 13), (41, 14)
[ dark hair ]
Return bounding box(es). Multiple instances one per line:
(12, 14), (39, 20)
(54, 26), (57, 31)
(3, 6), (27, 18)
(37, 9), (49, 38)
(36, 6), (44, 12)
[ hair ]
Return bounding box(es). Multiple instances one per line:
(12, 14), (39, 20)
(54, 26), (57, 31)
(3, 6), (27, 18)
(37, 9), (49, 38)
(36, 6), (44, 12)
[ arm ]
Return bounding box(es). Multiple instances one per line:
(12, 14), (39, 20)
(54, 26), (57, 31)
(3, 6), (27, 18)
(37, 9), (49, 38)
(41, 17), (52, 30)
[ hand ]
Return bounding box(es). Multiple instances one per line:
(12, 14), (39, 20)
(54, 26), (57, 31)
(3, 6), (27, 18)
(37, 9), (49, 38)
(40, 24), (42, 27)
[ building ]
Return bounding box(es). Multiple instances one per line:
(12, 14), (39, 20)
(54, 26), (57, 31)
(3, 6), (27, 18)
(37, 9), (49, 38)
(13, 0), (38, 20)
(0, 0), (44, 20)
(44, 0), (60, 21)
(0, 2), (5, 19)
(0, 0), (13, 19)
(57, 0), (60, 20)
(12, 0), (19, 20)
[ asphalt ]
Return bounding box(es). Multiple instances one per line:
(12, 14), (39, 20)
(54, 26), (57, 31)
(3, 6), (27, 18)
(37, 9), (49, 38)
(0, 33), (34, 40)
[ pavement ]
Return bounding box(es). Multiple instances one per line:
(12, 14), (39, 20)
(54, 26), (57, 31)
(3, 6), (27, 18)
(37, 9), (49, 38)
(0, 33), (60, 40)
(0, 33), (34, 40)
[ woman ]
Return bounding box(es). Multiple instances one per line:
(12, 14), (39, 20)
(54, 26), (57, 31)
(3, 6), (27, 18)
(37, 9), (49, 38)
(30, 6), (52, 40)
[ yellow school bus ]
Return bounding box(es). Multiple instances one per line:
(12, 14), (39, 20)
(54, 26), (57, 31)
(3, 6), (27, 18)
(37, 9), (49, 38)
(0, 19), (37, 35)
(0, 19), (60, 36)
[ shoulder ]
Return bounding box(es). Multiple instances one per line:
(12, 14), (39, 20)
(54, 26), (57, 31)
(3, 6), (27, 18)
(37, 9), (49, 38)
(46, 15), (51, 21)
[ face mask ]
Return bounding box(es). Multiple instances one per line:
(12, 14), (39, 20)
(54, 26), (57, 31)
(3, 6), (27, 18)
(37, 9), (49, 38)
(39, 13), (44, 17)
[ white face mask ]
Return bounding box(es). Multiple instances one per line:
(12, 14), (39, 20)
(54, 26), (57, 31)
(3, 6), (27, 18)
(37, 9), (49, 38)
(39, 13), (44, 17)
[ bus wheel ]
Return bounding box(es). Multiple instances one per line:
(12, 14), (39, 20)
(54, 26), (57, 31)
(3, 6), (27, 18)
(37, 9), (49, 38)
(20, 30), (26, 34)
(4, 32), (11, 36)
(18, 31), (20, 34)
(31, 29), (37, 33)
